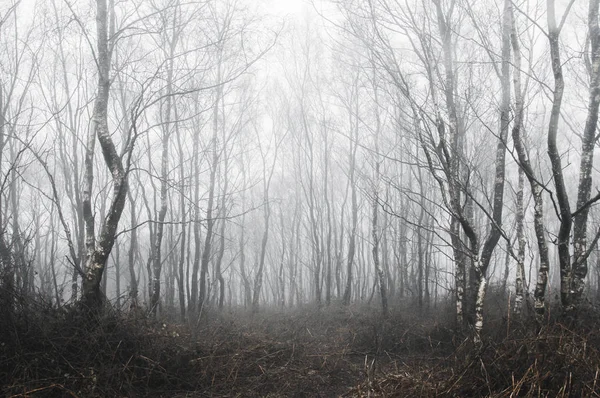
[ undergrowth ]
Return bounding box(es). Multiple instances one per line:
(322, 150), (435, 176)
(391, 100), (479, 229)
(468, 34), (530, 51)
(2, 291), (600, 397)
(349, 296), (600, 397)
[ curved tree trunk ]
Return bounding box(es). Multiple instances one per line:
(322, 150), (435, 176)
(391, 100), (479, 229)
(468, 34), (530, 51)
(511, 8), (550, 319)
(546, 0), (572, 311)
(572, 0), (600, 311)
(82, 0), (129, 310)
(472, 0), (512, 339)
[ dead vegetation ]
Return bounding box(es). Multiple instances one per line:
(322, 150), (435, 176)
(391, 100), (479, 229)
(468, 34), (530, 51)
(2, 293), (600, 397)
(349, 320), (600, 397)
(348, 299), (600, 397)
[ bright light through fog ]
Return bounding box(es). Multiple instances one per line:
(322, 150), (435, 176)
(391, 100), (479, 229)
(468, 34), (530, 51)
(264, 0), (308, 16)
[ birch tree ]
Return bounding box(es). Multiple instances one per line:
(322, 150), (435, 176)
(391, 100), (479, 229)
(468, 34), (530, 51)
(81, 0), (130, 308)
(149, 0), (183, 317)
(570, 0), (600, 313)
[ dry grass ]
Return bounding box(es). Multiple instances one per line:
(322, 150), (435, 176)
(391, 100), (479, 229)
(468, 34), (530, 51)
(0, 300), (389, 397)
(2, 293), (600, 397)
(347, 302), (600, 397)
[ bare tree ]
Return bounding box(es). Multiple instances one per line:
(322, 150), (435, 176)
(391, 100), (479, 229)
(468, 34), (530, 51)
(509, 5), (549, 319)
(81, 0), (130, 308)
(370, 72), (388, 318)
(252, 110), (284, 312)
(149, 0), (182, 317)
(342, 74), (360, 306)
(570, 0), (600, 313)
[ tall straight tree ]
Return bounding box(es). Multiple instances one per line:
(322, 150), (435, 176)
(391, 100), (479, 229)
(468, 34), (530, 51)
(198, 48), (222, 314)
(342, 72), (360, 306)
(370, 70), (388, 317)
(252, 109), (284, 312)
(150, 0), (182, 317)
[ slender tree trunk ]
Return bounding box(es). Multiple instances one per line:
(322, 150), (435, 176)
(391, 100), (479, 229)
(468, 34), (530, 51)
(175, 109), (187, 320)
(501, 240), (510, 296)
(199, 57), (222, 313)
(239, 162), (251, 307)
(324, 130), (333, 306)
(399, 200), (408, 299)
(343, 84), (359, 306)
(82, 0), (129, 309)
(279, 207), (286, 308)
(214, 161), (229, 310)
(431, 0), (469, 327)
(252, 204), (271, 312)
(424, 224), (433, 309)
(472, 0), (512, 339)
(140, 178), (154, 303)
(372, 159), (388, 318)
(149, 109), (170, 315)
(115, 241), (121, 309)
(572, 0), (600, 311)
(382, 185), (393, 299)
(416, 167), (426, 309)
(48, 207), (60, 305)
(336, 175), (348, 299)
(511, 8), (550, 319)
(546, 0), (573, 311)
(190, 97), (202, 314)
(514, 168), (526, 315)
(289, 200), (301, 307)
(127, 191), (139, 306)
(150, 6), (179, 316)
(303, 127), (322, 307)
(252, 129), (280, 312)
(214, 95), (230, 310)
(370, 75), (388, 317)
(9, 142), (24, 292)
(51, 0), (85, 303)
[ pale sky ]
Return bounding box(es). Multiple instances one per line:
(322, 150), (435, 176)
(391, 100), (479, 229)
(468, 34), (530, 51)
(265, 0), (308, 16)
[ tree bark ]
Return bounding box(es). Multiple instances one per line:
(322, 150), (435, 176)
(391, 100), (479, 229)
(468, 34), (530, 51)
(343, 80), (359, 306)
(214, 149), (229, 311)
(190, 96), (202, 314)
(82, 0), (129, 310)
(150, 4), (180, 316)
(546, 0), (572, 310)
(473, 0), (512, 339)
(514, 168), (526, 315)
(511, 8), (550, 319)
(198, 56), (222, 314)
(571, 0), (600, 311)
(371, 75), (388, 317)
(175, 106), (187, 319)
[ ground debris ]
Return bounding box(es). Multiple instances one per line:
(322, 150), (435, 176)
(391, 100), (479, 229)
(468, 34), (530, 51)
(4, 300), (600, 397)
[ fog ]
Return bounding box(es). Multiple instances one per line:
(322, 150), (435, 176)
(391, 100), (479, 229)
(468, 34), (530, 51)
(1, 0), (600, 346)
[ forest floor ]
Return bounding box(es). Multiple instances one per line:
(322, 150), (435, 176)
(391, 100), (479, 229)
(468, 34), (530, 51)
(3, 295), (600, 397)
(170, 301), (458, 397)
